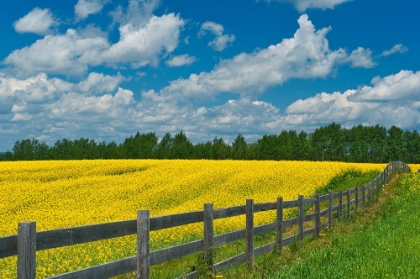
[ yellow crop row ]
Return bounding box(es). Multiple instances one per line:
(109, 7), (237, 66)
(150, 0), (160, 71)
(0, 160), (385, 278)
(408, 164), (420, 173)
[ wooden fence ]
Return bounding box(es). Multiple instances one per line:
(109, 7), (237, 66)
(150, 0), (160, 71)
(0, 161), (410, 279)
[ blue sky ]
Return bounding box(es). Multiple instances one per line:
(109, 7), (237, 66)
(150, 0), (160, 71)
(0, 0), (419, 151)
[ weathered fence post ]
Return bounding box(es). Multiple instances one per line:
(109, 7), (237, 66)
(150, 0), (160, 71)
(338, 190), (343, 219)
(315, 194), (320, 238)
(362, 185), (366, 207)
(137, 210), (150, 279)
(382, 170), (384, 185)
(366, 183), (371, 205)
(276, 197), (283, 252)
(355, 186), (359, 209)
(328, 191), (333, 228)
(298, 195), (304, 242)
(246, 199), (254, 269)
(370, 181), (374, 202)
(346, 189), (351, 216)
(381, 171), (384, 185)
(370, 182), (374, 204)
(204, 203), (214, 271)
(18, 222), (36, 279)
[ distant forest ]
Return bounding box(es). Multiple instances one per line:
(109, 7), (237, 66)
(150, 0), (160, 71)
(1, 123), (420, 163)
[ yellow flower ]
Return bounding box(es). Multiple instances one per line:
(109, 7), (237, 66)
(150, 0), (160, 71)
(0, 159), (386, 277)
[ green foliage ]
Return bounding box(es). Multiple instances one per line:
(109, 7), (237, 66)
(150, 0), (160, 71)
(191, 248), (217, 278)
(3, 122), (420, 162)
(315, 169), (381, 195)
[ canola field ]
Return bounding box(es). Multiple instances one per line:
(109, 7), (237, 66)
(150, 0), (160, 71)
(0, 160), (387, 278)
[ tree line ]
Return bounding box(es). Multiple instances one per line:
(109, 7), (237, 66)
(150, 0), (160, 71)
(1, 123), (419, 163)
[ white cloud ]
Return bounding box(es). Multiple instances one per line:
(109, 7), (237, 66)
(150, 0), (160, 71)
(381, 44), (408, 57)
(199, 21), (235, 51)
(195, 98), (282, 134)
(13, 8), (56, 35)
(75, 0), (108, 21)
(160, 14), (371, 100)
(345, 47), (376, 68)
(4, 13), (184, 76)
(0, 73), (72, 106)
(134, 90), (283, 140)
(0, 73), (138, 148)
(263, 0), (352, 12)
(165, 54), (196, 67)
(110, 0), (161, 27)
(349, 70), (420, 102)
(73, 72), (127, 94)
(77, 24), (108, 38)
(285, 70), (420, 129)
(4, 29), (110, 76)
(49, 87), (134, 121)
(2, 69), (420, 151)
(101, 13), (185, 67)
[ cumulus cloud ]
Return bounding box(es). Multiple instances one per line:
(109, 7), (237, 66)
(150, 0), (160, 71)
(285, 70), (420, 129)
(165, 54), (196, 67)
(101, 13), (184, 67)
(0, 73), (137, 148)
(73, 72), (127, 94)
(381, 44), (408, 57)
(110, 0), (161, 27)
(13, 8), (56, 35)
(349, 70), (420, 102)
(134, 89), (283, 140)
(199, 21), (235, 51)
(2, 69), (420, 151)
(4, 13), (184, 76)
(0, 73), (72, 107)
(160, 14), (373, 100)
(345, 47), (376, 68)
(262, 0), (352, 12)
(4, 29), (109, 76)
(75, 0), (109, 21)
(194, 98), (282, 134)
(49, 87), (134, 122)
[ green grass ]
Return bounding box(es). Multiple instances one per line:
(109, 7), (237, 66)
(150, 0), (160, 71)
(227, 172), (420, 279)
(315, 169), (380, 195)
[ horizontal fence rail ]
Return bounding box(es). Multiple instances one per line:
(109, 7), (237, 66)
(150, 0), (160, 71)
(0, 161), (410, 279)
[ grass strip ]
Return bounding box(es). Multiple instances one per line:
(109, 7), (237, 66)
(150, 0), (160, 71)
(228, 172), (420, 279)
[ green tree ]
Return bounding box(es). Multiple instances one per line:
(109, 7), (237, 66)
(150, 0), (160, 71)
(257, 135), (279, 160)
(386, 125), (406, 161)
(295, 131), (312, 160)
(52, 138), (73, 159)
(246, 142), (259, 160)
(368, 125), (387, 163)
(404, 130), (420, 163)
(12, 139), (35, 160)
(193, 141), (213, 159)
(278, 130), (292, 160)
(156, 132), (173, 159)
(231, 134), (248, 159)
(311, 123), (344, 161)
(172, 131), (193, 159)
(212, 137), (230, 159)
(11, 138), (51, 160)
